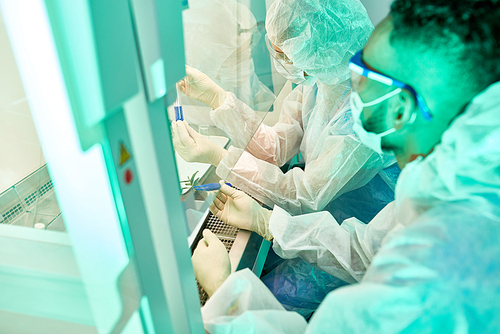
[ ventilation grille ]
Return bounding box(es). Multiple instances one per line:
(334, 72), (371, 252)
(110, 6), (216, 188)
(24, 180), (53, 207)
(1, 177), (55, 226)
(1, 203), (23, 224)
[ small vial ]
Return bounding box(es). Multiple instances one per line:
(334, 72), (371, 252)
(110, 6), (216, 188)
(199, 124), (210, 136)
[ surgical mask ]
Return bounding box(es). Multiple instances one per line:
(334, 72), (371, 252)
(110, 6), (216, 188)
(273, 58), (318, 86)
(350, 88), (402, 155)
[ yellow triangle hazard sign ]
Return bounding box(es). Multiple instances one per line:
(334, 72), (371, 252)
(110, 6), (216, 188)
(119, 143), (131, 166)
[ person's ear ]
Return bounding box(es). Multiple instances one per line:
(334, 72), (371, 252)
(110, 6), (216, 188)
(393, 89), (416, 130)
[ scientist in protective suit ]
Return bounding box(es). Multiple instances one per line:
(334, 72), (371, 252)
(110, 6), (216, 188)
(172, 0), (396, 224)
(191, 0), (500, 332)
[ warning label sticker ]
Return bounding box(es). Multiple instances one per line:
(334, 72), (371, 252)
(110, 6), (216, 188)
(119, 142), (131, 166)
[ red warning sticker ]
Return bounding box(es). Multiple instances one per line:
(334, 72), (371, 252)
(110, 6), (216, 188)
(124, 169), (133, 184)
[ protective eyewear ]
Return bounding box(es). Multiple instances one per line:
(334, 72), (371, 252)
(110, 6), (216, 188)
(265, 34), (292, 64)
(348, 50), (432, 121)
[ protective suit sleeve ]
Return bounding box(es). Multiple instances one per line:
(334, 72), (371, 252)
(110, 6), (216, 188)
(216, 135), (384, 214)
(202, 204), (500, 333)
(305, 204), (500, 333)
(269, 203), (397, 283)
(202, 268), (308, 334)
(203, 272), (423, 334)
(211, 89), (304, 167)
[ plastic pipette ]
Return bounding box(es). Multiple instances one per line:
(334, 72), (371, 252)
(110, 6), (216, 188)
(193, 182), (232, 191)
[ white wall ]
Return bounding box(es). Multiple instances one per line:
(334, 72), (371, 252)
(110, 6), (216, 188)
(0, 13), (45, 193)
(360, 0), (393, 26)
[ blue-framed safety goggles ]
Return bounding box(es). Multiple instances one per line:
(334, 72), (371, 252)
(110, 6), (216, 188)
(348, 50), (432, 121)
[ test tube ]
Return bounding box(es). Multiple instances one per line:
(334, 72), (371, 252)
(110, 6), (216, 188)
(174, 84), (184, 121)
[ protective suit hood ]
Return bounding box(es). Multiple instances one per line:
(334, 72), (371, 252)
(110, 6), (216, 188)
(265, 0), (373, 85)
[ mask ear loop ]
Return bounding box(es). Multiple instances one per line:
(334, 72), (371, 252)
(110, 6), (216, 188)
(353, 88), (402, 134)
(388, 109), (417, 138)
(396, 95), (418, 130)
(386, 99), (418, 136)
(362, 88), (402, 107)
(407, 109), (417, 125)
(375, 126), (396, 138)
(357, 88), (406, 138)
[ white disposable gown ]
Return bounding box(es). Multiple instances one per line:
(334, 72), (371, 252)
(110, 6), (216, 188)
(202, 82), (500, 332)
(181, 0), (276, 127)
(214, 82), (395, 215)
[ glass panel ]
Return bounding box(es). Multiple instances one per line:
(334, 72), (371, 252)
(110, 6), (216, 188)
(1, 0), (291, 328)
(0, 8), (96, 331)
(0, 12), (62, 232)
(0, 4), (138, 331)
(169, 0), (287, 239)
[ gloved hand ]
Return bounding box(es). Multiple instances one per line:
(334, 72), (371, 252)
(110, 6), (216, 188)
(178, 66), (228, 110)
(210, 182), (273, 241)
(171, 120), (227, 166)
(192, 229), (231, 297)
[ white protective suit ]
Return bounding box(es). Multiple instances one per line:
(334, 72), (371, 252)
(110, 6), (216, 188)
(202, 82), (500, 332)
(214, 83), (395, 215)
(181, 0), (275, 126)
(211, 0), (395, 215)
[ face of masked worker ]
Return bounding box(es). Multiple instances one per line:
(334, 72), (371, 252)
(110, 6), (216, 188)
(351, 16), (471, 169)
(350, 62), (415, 164)
(273, 58), (318, 86)
(266, 34), (318, 86)
(350, 88), (403, 155)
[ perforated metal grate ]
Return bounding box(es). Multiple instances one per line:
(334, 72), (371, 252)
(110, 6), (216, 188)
(24, 180), (53, 207)
(1, 203), (23, 224)
(39, 180), (53, 196)
(205, 213), (239, 238)
(198, 282), (209, 305)
(219, 238), (235, 252)
(197, 212), (239, 305)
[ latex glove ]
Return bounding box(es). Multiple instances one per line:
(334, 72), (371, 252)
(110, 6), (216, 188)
(171, 120), (227, 166)
(178, 65), (227, 110)
(192, 229), (231, 297)
(210, 182), (273, 241)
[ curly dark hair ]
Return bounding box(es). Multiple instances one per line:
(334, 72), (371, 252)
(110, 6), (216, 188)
(390, 0), (500, 90)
